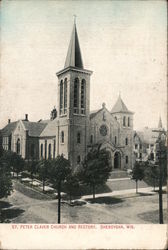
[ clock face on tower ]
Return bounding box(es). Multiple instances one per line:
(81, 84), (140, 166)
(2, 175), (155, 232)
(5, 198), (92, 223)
(99, 125), (108, 136)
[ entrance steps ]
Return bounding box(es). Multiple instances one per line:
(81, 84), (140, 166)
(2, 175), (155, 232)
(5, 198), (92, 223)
(109, 170), (129, 179)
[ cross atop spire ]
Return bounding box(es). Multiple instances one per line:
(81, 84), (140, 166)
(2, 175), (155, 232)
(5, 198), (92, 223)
(73, 14), (77, 24)
(64, 19), (83, 69)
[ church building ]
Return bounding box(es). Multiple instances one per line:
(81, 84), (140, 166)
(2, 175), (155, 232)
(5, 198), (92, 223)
(0, 22), (134, 170)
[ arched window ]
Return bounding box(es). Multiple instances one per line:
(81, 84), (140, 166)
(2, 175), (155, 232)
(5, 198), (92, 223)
(64, 78), (67, 114)
(48, 144), (51, 159)
(60, 80), (63, 115)
(74, 78), (79, 113)
(31, 144), (35, 158)
(115, 136), (117, 145)
(115, 116), (117, 120)
(77, 132), (81, 144)
(90, 135), (93, 144)
(40, 144), (43, 158)
(53, 139), (56, 159)
(125, 138), (128, 145)
(77, 155), (81, 164)
(126, 155), (128, 164)
(16, 138), (20, 154)
(81, 79), (86, 114)
(61, 131), (64, 143)
(123, 116), (126, 126)
(128, 117), (130, 127)
(45, 140), (47, 160)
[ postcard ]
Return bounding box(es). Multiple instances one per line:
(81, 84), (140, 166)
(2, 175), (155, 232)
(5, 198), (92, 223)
(0, 0), (167, 249)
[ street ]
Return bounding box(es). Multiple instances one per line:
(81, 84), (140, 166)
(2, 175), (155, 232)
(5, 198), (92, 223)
(1, 180), (167, 224)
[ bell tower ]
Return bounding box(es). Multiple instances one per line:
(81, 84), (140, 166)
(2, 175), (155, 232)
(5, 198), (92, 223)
(56, 20), (92, 167)
(111, 94), (134, 169)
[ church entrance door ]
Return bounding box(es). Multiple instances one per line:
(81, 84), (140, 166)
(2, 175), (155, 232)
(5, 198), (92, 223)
(114, 152), (121, 169)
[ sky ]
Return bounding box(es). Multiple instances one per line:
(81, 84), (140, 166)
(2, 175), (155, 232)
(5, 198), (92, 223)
(0, 0), (167, 130)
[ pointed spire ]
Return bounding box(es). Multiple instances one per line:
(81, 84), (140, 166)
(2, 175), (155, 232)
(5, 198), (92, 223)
(64, 19), (83, 69)
(158, 116), (163, 128)
(111, 94), (133, 114)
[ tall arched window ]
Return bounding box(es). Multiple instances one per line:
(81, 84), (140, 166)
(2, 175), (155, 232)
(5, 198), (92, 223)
(16, 138), (20, 154)
(31, 144), (35, 158)
(81, 79), (86, 114)
(126, 155), (128, 164)
(74, 78), (79, 113)
(77, 132), (81, 143)
(48, 144), (51, 159)
(53, 139), (56, 159)
(115, 136), (117, 145)
(64, 78), (67, 114)
(61, 131), (64, 143)
(90, 135), (93, 144)
(123, 116), (126, 126)
(40, 144), (43, 158)
(128, 117), (130, 127)
(125, 138), (128, 145)
(60, 80), (63, 115)
(45, 140), (47, 160)
(77, 155), (81, 164)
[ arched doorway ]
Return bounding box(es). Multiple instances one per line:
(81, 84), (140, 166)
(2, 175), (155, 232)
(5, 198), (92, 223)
(114, 152), (121, 169)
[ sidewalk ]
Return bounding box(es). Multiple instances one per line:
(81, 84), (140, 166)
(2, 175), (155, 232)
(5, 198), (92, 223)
(108, 177), (130, 182)
(81, 186), (167, 200)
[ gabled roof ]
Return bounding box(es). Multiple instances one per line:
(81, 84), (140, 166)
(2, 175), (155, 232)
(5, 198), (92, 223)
(89, 109), (103, 120)
(1, 122), (17, 136)
(40, 119), (58, 137)
(64, 22), (83, 69)
(38, 119), (50, 124)
(111, 95), (133, 114)
(22, 121), (47, 137)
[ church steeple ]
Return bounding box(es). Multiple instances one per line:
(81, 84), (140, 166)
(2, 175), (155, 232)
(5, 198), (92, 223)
(158, 116), (163, 128)
(111, 94), (133, 114)
(64, 20), (83, 69)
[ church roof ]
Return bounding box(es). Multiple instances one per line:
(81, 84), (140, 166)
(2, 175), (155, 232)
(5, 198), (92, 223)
(89, 109), (102, 119)
(64, 22), (83, 69)
(40, 119), (58, 137)
(111, 95), (133, 114)
(1, 122), (17, 136)
(22, 121), (47, 137)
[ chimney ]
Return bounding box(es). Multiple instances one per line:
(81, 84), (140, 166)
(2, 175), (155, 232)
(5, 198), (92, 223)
(8, 119), (11, 124)
(25, 114), (28, 121)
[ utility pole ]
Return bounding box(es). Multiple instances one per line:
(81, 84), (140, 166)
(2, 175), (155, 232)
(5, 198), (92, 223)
(153, 129), (166, 224)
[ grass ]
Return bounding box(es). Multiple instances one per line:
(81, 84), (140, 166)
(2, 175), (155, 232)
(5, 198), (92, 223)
(14, 180), (52, 200)
(0, 200), (24, 223)
(85, 196), (123, 205)
(138, 209), (168, 224)
(1, 208), (25, 223)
